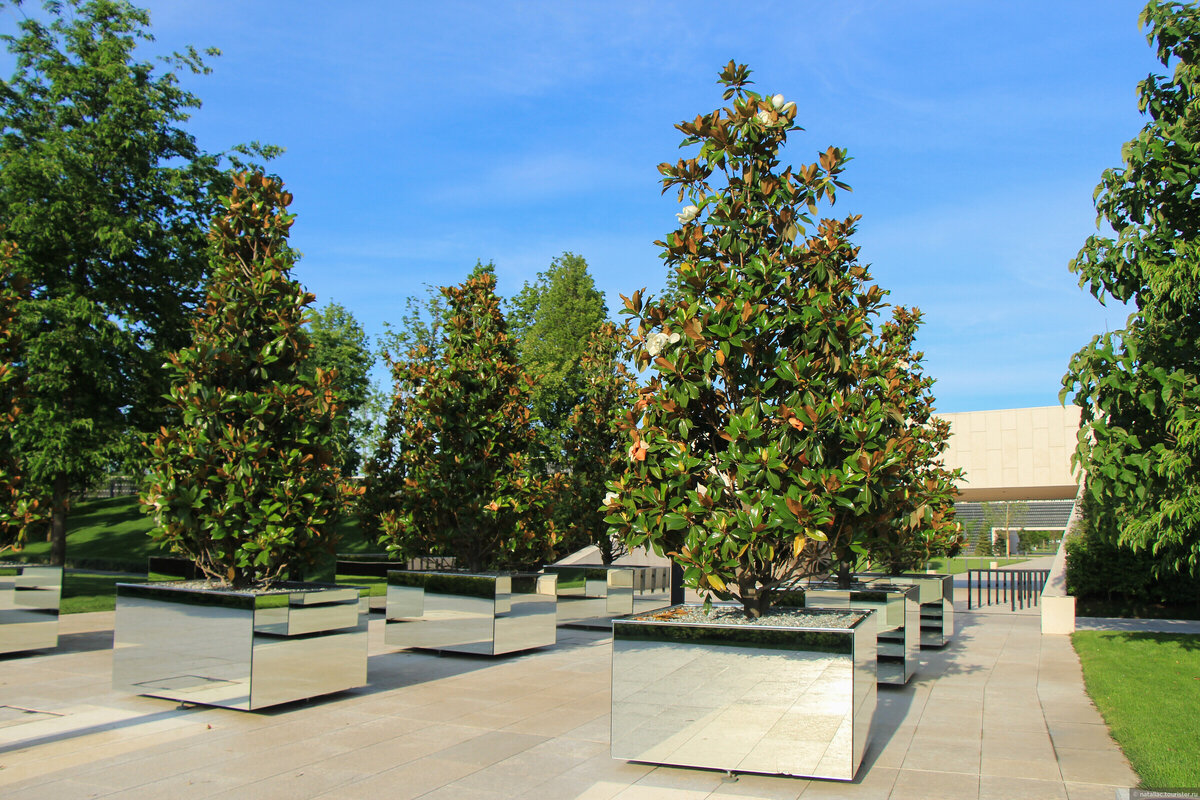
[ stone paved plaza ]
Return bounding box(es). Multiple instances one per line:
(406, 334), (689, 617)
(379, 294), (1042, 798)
(0, 596), (1139, 800)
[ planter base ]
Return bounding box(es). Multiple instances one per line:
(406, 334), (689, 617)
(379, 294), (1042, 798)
(0, 565), (62, 655)
(113, 581), (367, 711)
(611, 604), (876, 780)
(801, 583), (921, 685)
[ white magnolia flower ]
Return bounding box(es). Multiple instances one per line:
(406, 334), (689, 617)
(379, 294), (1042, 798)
(772, 94), (785, 110)
(604, 491), (620, 506)
(646, 332), (670, 356)
(696, 484), (708, 497)
(756, 110), (772, 125)
(676, 204), (699, 224)
(782, 101), (796, 115)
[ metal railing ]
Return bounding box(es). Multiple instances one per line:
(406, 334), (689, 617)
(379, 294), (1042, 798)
(967, 569), (1051, 611)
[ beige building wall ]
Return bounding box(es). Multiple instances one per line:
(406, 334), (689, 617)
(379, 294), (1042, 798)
(937, 406), (1082, 501)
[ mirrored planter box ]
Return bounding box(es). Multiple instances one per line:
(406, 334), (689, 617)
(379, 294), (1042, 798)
(385, 570), (557, 655)
(857, 572), (954, 647)
(801, 582), (920, 685)
(0, 564), (62, 655)
(612, 604), (876, 781)
(542, 564), (671, 628)
(113, 581), (368, 711)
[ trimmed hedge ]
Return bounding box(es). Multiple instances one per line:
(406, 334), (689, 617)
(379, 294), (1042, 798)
(1066, 530), (1200, 606)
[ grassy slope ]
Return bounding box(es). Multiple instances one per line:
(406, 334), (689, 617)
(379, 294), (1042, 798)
(15, 495), (378, 569)
(1073, 631), (1200, 789)
(15, 495), (164, 570)
(11, 496), (382, 612)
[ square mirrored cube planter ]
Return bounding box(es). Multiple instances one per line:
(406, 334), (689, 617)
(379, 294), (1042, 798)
(611, 604), (876, 781)
(800, 582), (920, 685)
(542, 564), (670, 628)
(385, 570), (557, 655)
(0, 564), (62, 655)
(856, 572), (954, 647)
(113, 581), (368, 711)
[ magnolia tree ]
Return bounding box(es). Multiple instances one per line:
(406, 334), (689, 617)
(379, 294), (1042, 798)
(0, 240), (45, 553)
(363, 264), (562, 572)
(605, 63), (953, 617)
(141, 173), (359, 588)
(560, 322), (639, 564)
(853, 307), (962, 576)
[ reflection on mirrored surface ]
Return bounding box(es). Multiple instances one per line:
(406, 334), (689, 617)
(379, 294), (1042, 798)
(384, 570), (557, 655)
(112, 582), (368, 711)
(802, 583), (921, 685)
(611, 605), (875, 780)
(0, 564), (62, 654)
(542, 565), (670, 628)
(856, 572), (954, 647)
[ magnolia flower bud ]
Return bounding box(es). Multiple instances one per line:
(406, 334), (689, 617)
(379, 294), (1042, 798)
(756, 110), (772, 125)
(782, 101), (796, 115)
(696, 484), (708, 497)
(604, 491), (620, 506)
(676, 204), (699, 224)
(772, 94), (785, 110)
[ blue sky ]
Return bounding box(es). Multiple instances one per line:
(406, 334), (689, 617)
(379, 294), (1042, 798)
(4, 1), (1165, 412)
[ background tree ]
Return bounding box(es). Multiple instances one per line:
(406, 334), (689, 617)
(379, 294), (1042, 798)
(363, 264), (562, 572)
(854, 307), (962, 575)
(0, 0), (277, 564)
(507, 252), (608, 463)
(559, 322), (639, 564)
(0, 239), (45, 553)
(307, 301), (374, 476)
(142, 173), (357, 588)
(606, 63), (920, 618)
(1062, 0), (1200, 577)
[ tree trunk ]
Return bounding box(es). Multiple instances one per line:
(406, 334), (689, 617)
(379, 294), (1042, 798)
(670, 560), (684, 605)
(49, 473), (68, 567)
(836, 561), (853, 589)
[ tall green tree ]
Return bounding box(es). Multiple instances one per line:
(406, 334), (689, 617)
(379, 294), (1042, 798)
(606, 63), (938, 618)
(0, 0), (276, 564)
(307, 302), (374, 476)
(507, 252), (608, 459)
(560, 321), (639, 564)
(363, 264), (562, 572)
(0, 239), (46, 553)
(142, 173), (358, 588)
(1062, 0), (1200, 577)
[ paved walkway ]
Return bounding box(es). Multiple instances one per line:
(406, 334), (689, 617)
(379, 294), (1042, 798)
(0, 601), (1146, 800)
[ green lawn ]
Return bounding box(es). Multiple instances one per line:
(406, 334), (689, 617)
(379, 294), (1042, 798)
(1073, 631), (1200, 789)
(13, 495), (379, 572)
(61, 571), (147, 614)
(924, 556), (1027, 574)
(16, 495), (165, 571)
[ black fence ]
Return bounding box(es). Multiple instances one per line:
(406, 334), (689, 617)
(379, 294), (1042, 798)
(967, 568), (1051, 611)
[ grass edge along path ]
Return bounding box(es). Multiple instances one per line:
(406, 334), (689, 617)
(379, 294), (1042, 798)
(1072, 630), (1200, 789)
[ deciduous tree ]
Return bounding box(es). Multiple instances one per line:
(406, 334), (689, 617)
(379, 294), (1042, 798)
(0, 0), (277, 563)
(307, 302), (374, 476)
(1062, 0), (1200, 576)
